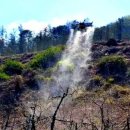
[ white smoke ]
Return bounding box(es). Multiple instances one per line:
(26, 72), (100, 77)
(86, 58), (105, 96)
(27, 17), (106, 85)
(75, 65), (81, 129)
(50, 27), (95, 96)
(24, 27), (95, 121)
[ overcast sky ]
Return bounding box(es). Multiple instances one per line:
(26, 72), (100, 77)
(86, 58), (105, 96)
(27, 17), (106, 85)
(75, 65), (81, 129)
(1, 0), (130, 32)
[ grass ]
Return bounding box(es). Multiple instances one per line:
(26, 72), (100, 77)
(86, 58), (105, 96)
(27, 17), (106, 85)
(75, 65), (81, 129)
(112, 85), (130, 94)
(28, 45), (65, 69)
(3, 60), (24, 75)
(98, 55), (126, 66)
(0, 72), (10, 81)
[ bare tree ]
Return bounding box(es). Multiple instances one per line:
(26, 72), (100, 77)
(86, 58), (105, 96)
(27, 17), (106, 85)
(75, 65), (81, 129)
(51, 88), (69, 130)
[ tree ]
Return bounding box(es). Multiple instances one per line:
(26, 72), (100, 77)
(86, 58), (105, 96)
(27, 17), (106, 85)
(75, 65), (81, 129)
(51, 88), (69, 130)
(8, 30), (17, 54)
(0, 39), (4, 55)
(51, 25), (70, 45)
(117, 18), (124, 41)
(18, 25), (33, 53)
(0, 26), (6, 55)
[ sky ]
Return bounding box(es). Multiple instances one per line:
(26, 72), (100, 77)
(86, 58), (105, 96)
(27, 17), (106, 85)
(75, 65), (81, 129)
(1, 0), (130, 33)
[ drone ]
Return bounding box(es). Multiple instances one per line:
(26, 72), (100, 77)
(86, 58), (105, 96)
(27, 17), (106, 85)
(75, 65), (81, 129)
(71, 20), (93, 31)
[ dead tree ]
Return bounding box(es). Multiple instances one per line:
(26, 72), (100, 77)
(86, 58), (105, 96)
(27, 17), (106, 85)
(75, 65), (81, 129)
(51, 88), (69, 130)
(22, 102), (42, 130)
(2, 111), (10, 130)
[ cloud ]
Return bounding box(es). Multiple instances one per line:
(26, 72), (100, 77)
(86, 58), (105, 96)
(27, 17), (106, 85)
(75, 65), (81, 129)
(6, 14), (87, 33)
(50, 18), (66, 27)
(22, 20), (47, 33)
(6, 22), (20, 33)
(6, 19), (65, 34)
(6, 20), (48, 33)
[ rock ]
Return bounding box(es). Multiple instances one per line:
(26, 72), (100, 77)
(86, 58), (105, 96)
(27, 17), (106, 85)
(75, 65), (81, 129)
(91, 44), (99, 51)
(104, 47), (120, 54)
(123, 47), (130, 55)
(91, 51), (104, 59)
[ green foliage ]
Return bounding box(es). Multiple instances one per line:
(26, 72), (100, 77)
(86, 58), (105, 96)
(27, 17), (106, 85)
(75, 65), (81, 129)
(97, 55), (127, 77)
(0, 65), (4, 72)
(29, 45), (65, 69)
(3, 60), (24, 75)
(0, 72), (10, 81)
(57, 59), (75, 72)
(37, 75), (54, 83)
(106, 77), (115, 84)
(0, 24), (69, 55)
(98, 55), (125, 65)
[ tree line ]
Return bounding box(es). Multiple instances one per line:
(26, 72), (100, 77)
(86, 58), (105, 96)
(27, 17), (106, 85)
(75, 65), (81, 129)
(0, 19), (92, 56)
(0, 24), (70, 56)
(93, 15), (130, 42)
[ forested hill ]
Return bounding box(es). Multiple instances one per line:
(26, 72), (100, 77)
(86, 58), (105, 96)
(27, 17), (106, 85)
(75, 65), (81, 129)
(0, 15), (130, 56)
(93, 15), (130, 41)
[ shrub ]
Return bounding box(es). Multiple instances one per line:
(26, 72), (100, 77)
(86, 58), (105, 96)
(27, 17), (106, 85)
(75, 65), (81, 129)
(3, 60), (24, 75)
(97, 55), (127, 77)
(88, 75), (103, 89)
(29, 45), (65, 69)
(0, 72), (10, 81)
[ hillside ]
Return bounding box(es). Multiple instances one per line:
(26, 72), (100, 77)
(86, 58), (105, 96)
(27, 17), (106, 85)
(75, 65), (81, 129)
(1, 0), (130, 129)
(0, 39), (130, 129)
